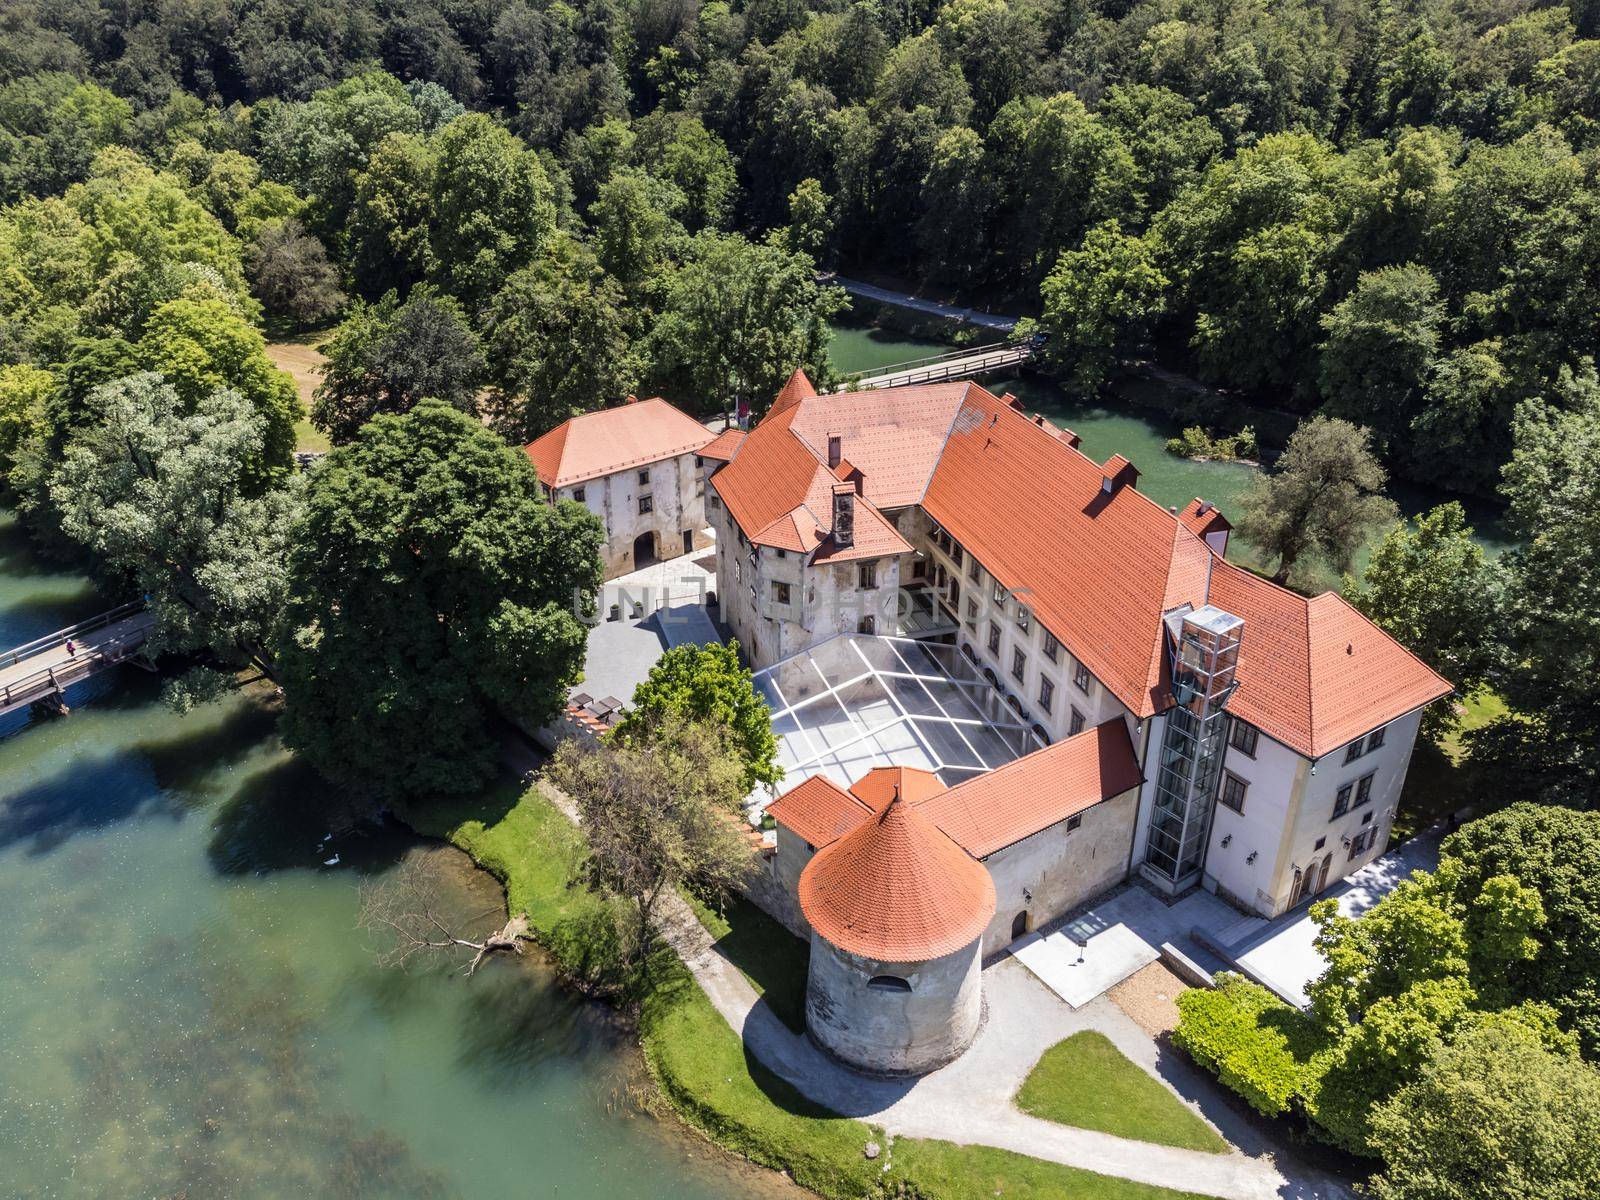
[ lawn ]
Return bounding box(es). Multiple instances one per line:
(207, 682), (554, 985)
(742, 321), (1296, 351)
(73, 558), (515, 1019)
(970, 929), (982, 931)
(1392, 690), (1512, 842)
(410, 779), (1213, 1200)
(685, 889), (809, 1032)
(1016, 1032), (1229, 1154)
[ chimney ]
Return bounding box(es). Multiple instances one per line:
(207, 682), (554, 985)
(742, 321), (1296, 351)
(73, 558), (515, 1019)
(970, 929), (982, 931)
(831, 482), (855, 547)
(1059, 427), (1082, 449)
(827, 433), (842, 469)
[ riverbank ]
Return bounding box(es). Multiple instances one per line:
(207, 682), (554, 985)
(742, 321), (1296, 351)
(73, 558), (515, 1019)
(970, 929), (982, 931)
(404, 777), (1213, 1200)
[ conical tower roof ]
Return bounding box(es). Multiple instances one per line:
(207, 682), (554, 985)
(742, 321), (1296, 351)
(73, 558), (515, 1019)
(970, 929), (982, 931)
(798, 792), (995, 962)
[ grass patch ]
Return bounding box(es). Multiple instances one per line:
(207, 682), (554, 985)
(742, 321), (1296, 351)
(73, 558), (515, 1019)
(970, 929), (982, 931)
(685, 889), (810, 1033)
(415, 780), (1211, 1200)
(1016, 1032), (1229, 1154)
(293, 415), (330, 454)
(1393, 689), (1511, 841)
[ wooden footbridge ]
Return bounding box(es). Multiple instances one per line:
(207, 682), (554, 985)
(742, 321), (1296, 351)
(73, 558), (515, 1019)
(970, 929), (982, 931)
(840, 341), (1037, 391)
(0, 601), (155, 718)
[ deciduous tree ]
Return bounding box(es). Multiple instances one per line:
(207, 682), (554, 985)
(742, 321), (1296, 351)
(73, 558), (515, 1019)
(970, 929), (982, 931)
(1233, 416), (1398, 584)
(276, 400), (603, 804)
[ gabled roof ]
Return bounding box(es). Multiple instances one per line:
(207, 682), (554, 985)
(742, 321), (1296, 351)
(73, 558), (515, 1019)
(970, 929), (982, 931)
(799, 795), (995, 962)
(770, 368), (818, 415)
(847, 765), (945, 811)
(766, 775), (874, 848)
(1207, 563), (1452, 758)
(710, 402), (912, 562)
(524, 398), (714, 488)
(918, 718), (1143, 857)
(922, 387), (1214, 718)
(1178, 497), (1232, 539)
(699, 427), (745, 462)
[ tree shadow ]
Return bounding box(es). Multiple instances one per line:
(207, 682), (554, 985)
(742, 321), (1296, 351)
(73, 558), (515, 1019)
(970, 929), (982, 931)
(206, 758), (411, 877)
(0, 751), (191, 857)
(453, 959), (632, 1089)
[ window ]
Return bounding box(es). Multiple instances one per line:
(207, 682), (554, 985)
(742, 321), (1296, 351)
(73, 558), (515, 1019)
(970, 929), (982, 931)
(911, 559), (927, 580)
(965, 598), (978, 626)
(572, 486), (586, 503)
(951, 544), (964, 567)
(968, 558), (979, 581)
(987, 622), (1001, 654)
(1066, 814), (1082, 832)
(1015, 605), (1030, 633)
(1368, 724), (1386, 752)
(1011, 648), (1026, 682)
(1332, 783), (1353, 819)
(1344, 735), (1365, 763)
(1229, 721), (1259, 758)
(1042, 631), (1059, 663)
(992, 580), (1007, 606)
(1348, 826), (1379, 862)
(867, 975), (912, 992)
(1314, 836), (1326, 851)
(1069, 707), (1086, 736)
(1219, 771), (1248, 813)
(638, 495), (653, 515)
(1354, 772), (1376, 809)
(1038, 677), (1054, 713)
(858, 562), (877, 589)
(637, 469), (650, 485)
(708, 491), (721, 510)
(858, 615), (876, 634)
(1073, 661), (1091, 693)
(695, 455), (704, 468)
(772, 581), (791, 605)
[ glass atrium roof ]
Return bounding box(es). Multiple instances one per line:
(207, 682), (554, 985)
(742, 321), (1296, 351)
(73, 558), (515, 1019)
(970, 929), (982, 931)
(752, 634), (1045, 803)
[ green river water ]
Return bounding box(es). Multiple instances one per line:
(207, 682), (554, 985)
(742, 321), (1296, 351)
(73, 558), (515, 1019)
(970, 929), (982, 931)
(0, 506), (795, 1199)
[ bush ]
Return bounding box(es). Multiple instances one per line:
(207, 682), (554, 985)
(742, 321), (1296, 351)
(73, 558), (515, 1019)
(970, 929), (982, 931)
(1172, 976), (1314, 1117)
(1165, 424), (1257, 461)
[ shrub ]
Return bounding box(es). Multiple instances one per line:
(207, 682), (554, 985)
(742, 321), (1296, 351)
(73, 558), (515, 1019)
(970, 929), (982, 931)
(1172, 976), (1314, 1117)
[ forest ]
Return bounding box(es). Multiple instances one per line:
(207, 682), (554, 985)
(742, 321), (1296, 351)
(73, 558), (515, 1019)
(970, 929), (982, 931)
(2, 0), (1599, 494)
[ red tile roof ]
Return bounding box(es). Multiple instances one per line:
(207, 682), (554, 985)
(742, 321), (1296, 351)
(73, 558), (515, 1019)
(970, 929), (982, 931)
(848, 766), (946, 811)
(918, 719), (1143, 857)
(1207, 563), (1451, 758)
(700, 427), (746, 462)
(923, 388), (1215, 719)
(710, 402), (912, 562)
(1178, 497), (1232, 539)
(718, 375), (1452, 758)
(766, 776), (874, 848)
(524, 398), (714, 488)
(799, 795), (995, 961)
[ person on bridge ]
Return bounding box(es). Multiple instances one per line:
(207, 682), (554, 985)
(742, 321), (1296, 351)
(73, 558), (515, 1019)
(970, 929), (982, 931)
(65, 638), (76, 657)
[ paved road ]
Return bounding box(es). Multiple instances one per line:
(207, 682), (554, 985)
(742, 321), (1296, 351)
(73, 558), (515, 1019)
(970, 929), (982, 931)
(826, 275), (1020, 333)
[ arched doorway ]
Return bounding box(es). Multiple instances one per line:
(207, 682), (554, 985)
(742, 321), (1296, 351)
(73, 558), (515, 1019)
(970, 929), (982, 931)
(633, 531), (656, 568)
(1011, 910), (1031, 940)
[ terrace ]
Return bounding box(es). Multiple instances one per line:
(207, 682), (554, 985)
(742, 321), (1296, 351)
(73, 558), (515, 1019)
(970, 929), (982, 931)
(750, 634), (1045, 811)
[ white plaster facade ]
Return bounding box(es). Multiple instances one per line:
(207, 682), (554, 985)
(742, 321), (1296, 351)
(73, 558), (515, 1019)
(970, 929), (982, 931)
(554, 451), (712, 579)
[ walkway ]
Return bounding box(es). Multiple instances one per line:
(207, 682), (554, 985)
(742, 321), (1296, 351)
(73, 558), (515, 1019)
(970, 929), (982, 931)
(652, 885), (1354, 1200)
(0, 602), (155, 717)
(825, 275), (1021, 333)
(847, 342), (1035, 390)
(1206, 826), (1445, 1008)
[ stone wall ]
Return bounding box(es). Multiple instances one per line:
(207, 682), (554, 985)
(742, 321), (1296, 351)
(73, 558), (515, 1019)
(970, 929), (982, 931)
(979, 786), (1139, 957)
(559, 451), (711, 580)
(805, 934), (984, 1075)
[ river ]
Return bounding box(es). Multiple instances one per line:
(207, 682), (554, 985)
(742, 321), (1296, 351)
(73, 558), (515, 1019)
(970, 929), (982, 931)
(828, 322), (1513, 587)
(0, 510), (795, 1200)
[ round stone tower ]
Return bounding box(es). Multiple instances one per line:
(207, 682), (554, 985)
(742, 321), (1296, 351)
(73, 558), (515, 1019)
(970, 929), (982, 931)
(797, 791), (995, 1075)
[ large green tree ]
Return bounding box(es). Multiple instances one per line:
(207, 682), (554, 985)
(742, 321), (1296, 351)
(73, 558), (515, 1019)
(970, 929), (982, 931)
(312, 287), (484, 444)
(1345, 503), (1496, 740)
(481, 236), (640, 443)
(611, 642), (781, 792)
(49, 374), (298, 679)
(1038, 221), (1168, 393)
(1233, 416), (1398, 584)
(276, 400), (603, 804)
(1368, 1019), (1600, 1200)
(647, 232), (845, 420)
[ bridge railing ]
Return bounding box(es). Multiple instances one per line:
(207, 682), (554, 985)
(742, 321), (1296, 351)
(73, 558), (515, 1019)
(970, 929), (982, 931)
(851, 341), (1015, 376)
(0, 600), (147, 671)
(849, 344), (1035, 388)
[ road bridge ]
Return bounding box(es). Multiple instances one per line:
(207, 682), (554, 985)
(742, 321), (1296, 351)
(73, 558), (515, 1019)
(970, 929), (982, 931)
(0, 601), (155, 717)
